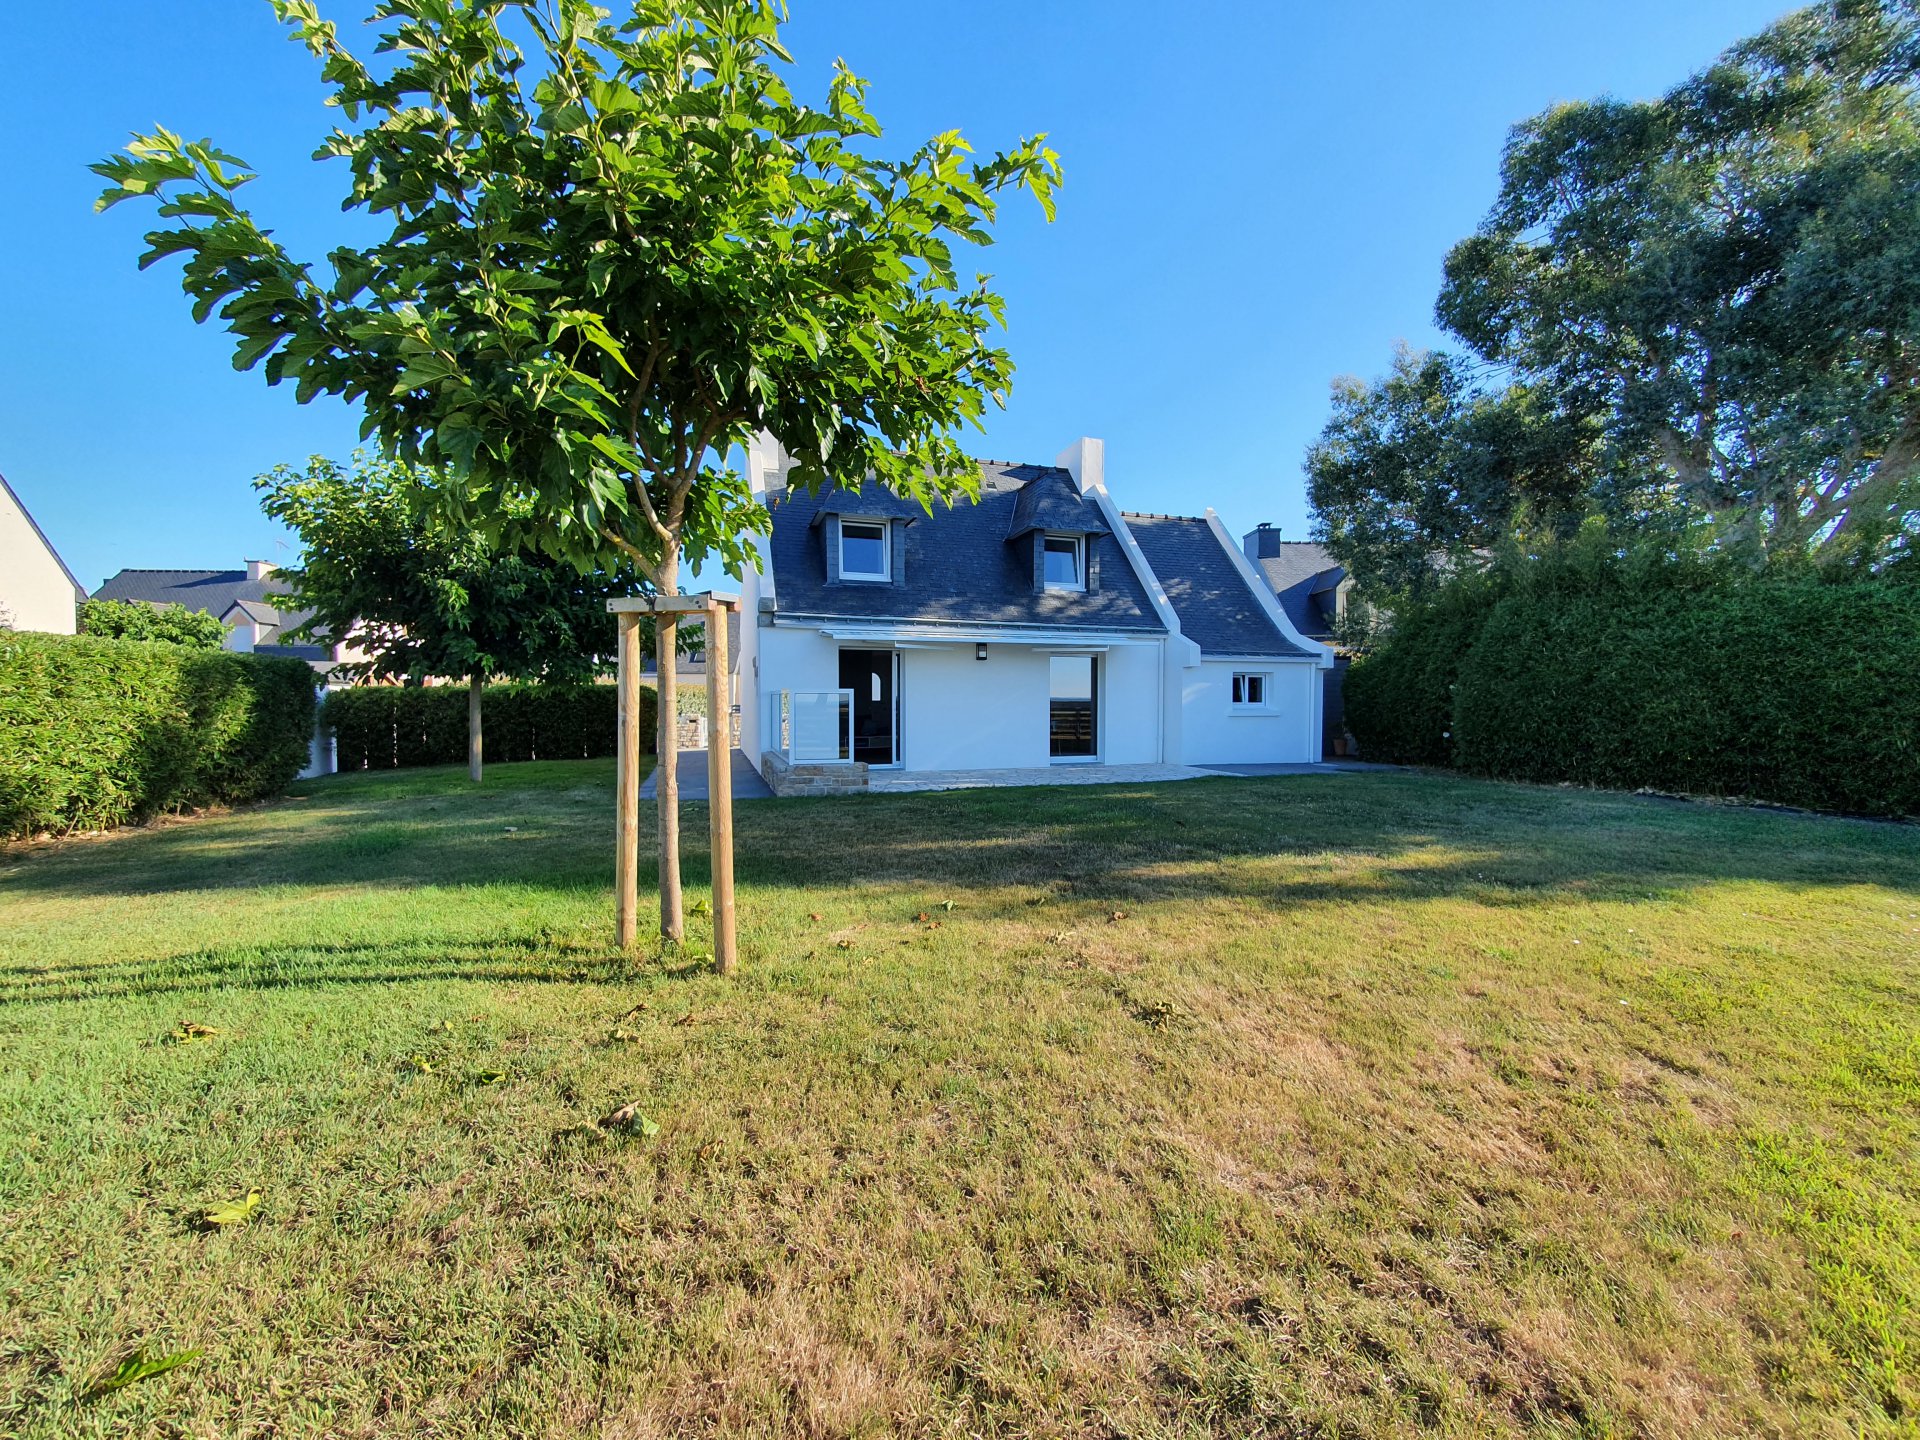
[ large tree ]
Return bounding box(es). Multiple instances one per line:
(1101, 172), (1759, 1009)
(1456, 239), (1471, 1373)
(1436, 0), (1920, 567)
(94, 0), (1060, 944)
(1305, 346), (1612, 604)
(257, 453), (626, 782)
(77, 599), (228, 649)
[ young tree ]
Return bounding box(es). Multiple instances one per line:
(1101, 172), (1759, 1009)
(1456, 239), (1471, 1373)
(1436, 0), (1920, 568)
(77, 598), (228, 649)
(95, 0), (1060, 944)
(257, 454), (627, 781)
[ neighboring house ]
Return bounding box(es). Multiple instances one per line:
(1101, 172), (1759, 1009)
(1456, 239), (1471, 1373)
(91, 561), (364, 672)
(0, 473), (85, 634)
(1240, 524), (1356, 756)
(735, 435), (1333, 788)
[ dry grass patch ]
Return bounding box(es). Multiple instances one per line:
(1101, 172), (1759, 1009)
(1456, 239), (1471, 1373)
(0, 760), (1914, 1437)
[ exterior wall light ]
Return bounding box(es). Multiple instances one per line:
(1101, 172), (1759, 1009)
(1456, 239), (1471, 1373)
(976, 643), (988, 661)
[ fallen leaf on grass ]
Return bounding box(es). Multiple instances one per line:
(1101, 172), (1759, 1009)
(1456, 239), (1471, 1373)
(836, 939), (854, 950)
(87, 1347), (201, 1398)
(808, 912), (823, 922)
(673, 1010), (698, 1027)
(472, 1069), (508, 1086)
(609, 1028), (642, 1042)
(915, 912), (930, 923)
(940, 900), (956, 912)
(599, 1102), (661, 1138)
(164, 1022), (219, 1045)
(689, 898), (711, 916)
(198, 1190), (261, 1230)
(1109, 910), (1129, 922)
(401, 1055), (436, 1075)
(616, 1003), (650, 1020)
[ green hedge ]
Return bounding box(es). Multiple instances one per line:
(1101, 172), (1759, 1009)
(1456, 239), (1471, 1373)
(1346, 565), (1920, 817)
(322, 682), (647, 771)
(0, 632), (317, 839)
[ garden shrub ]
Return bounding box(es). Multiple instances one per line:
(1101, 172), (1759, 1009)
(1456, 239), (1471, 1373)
(323, 682), (643, 771)
(0, 632), (317, 838)
(1346, 559), (1920, 817)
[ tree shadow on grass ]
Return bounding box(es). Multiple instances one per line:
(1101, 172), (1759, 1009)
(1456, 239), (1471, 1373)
(0, 935), (679, 1008)
(4, 772), (1917, 917)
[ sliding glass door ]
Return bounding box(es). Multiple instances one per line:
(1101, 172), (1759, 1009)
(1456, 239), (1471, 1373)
(1048, 655), (1098, 759)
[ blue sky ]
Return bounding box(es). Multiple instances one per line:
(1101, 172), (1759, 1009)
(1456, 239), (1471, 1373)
(1, 0), (1790, 592)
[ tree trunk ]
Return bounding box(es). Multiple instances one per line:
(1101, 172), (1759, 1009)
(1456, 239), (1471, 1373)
(656, 611), (684, 943)
(468, 674), (483, 784)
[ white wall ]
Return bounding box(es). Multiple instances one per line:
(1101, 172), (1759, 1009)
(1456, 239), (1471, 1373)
(753, 625), (1165, 772)
(1176, 659), (1319, 766)
(0, 485), (77, 634)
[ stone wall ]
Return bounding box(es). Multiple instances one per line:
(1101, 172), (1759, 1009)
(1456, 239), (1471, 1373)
(760, 751), (869, 798)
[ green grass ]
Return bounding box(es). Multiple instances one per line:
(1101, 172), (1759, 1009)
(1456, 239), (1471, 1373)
(0, 760), (1915, 1438)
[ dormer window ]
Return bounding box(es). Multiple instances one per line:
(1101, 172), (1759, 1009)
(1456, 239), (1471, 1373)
(1042, 534), (1084, 590)
(839, 520), (890, 581)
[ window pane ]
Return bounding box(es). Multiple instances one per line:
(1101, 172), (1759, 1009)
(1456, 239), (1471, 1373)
(841, 522), (887, 576)
(1043, 535), (1080, 586)
(1049, 655), (1097, 757)
(1247, 674), (1264, 705)
(1231, 674), (1244, 704)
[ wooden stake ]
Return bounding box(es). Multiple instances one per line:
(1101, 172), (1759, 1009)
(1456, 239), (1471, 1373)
(615, 612), (641, 949)
(656, 611), (684, 942)
(705, 600), (737, 976)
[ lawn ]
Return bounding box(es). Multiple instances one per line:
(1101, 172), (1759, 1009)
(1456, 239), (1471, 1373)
(0, 761), (1914, 1439)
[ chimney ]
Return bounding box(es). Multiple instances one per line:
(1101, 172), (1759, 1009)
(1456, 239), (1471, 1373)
(1243, 523), (1283, 561)
(1055, 437), (1105, 494)
(246, 559), (276, 581)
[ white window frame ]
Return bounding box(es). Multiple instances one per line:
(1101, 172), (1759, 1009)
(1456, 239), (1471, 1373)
(838, 519), (890, 582)
(1041, 533), (1085, 591)
(1230, 670), (1272, 711)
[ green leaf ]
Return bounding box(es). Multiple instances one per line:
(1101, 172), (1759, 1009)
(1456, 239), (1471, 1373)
(88, 1347), (201, 1398)
(198, 1189), (262, 1229)
(599, 1102), (661, 1138)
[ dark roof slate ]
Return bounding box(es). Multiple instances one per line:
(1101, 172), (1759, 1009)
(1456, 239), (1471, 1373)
(1249, 543), (1345, 640)
(809, 483), (926, 525)
(1006, 468), (1111, 539)
(769, 462), (1162, 632)
(93, 568), (327, 649)
(1122, 514), (1313, 659)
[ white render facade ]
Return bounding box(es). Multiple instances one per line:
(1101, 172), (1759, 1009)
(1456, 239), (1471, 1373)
(734, 435), (1332, 785)
(0, 475), (83, 635)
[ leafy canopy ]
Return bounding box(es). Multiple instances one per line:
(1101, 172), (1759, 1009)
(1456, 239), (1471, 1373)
(256, 453), (625, 683)
(93, 0), (1063, 589)
(1306, 346), (1621, 605)
(1437, 0), (1920, 567)
(77, 598), (229, 649)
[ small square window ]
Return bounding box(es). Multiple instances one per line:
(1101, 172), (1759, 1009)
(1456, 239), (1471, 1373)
(1043, 534), (1084, 590)
(1231, 672), (1268, 707)
(839, 520), (889, 581)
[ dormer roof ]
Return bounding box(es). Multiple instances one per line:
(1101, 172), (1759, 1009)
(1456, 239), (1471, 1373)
(806, 482), (926, 527)
(1004, 467), (1111, 540)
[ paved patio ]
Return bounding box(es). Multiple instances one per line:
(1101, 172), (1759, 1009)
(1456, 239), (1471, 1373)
(866, 762), (1214, 793)
(638, 747), (775, 801)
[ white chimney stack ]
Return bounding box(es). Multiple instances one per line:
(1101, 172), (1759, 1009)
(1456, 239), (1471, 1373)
(246, 559), (275, 581)
(1055, 437), (1105, 494)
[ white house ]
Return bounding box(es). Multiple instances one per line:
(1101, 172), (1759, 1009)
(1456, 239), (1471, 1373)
(0, 473), (84, 634)
(734, 435), (1333, 790)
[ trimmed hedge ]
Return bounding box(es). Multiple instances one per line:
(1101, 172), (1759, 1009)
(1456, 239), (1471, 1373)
(1347, 566), (1920, 817)
(323, 682), (647, 771)
(0, 632), (317, 839)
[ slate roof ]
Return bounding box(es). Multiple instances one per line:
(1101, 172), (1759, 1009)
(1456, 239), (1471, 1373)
(809, 485), (925, 525)
(1248, 542), (1345, 640)
(1121, 514), (1314, 659)
(1006, 468), (1111, 539)
(769, 463), (1163, 632)
(93, 568), (327, 650)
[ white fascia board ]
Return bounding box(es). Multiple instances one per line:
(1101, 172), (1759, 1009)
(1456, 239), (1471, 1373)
(804, 619), (1163, 647)
(1087, 482), (1204, 667)
(1202, 510), (1337, 669)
